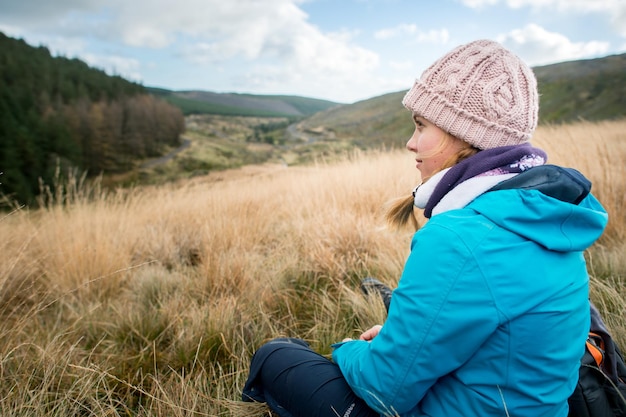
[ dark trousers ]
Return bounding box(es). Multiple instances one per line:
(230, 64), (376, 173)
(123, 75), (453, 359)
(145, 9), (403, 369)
(242, 338), (379, 417)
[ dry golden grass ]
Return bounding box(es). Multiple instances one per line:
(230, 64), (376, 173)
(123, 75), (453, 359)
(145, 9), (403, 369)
(0, 119), (624, 416)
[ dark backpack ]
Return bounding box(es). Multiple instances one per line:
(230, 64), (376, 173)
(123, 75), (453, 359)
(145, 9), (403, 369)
(568, 303), (626, 417)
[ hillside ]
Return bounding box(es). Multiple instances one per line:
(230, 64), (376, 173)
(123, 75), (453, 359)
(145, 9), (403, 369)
(0, 32), (185, 206)
(533, 53), (626, 123)
(292, 53), (626, 149)
(290, 91), (411, 150)
(149, 87), (340, 117)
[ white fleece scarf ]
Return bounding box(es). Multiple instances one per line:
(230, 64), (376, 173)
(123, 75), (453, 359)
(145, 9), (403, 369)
(413, 168), (517, 217)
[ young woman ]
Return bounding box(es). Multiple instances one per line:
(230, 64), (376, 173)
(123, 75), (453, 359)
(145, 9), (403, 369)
(242, 39), (608, 417)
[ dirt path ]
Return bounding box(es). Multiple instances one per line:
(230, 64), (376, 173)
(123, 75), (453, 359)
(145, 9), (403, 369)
(141, 138), (191, 169)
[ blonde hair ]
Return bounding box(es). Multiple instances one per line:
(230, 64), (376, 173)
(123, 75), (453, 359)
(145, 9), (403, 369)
(385, 138), (479, 230)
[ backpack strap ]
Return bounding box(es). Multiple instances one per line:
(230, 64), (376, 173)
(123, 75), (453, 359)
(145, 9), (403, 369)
(586, 332), (605, 368)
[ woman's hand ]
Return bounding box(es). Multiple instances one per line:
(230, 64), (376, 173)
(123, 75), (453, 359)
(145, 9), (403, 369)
(359, 325), (383, 341)
(340, 325), (383, 343)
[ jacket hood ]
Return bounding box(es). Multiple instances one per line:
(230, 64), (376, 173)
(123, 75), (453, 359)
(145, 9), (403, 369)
(468, 166), (608, 252)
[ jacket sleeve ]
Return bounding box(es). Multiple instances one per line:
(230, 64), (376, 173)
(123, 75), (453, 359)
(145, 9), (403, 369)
(332, 220), (502, 415)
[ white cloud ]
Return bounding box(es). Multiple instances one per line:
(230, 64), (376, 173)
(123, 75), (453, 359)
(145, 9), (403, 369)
(0, 0), (103, 26)
(0, 0), (370, 63)
(461, 0), (619, 11)
(460, 0), (626, 36)
(374, 24), (415, 40)
(0, 0), (384, 101)
(105, 0), (312, 51)
(388, 60), (415, 71)
(2, 0), (622, 102)
(512, 0), (621, 13)
(0, 23), (28, 39)
(459, 0), (498, 7)
(165, 1), (380, 100)
(497, 24), (611, 65)
(612, 4), (626, 37)
(416, 29), (450, 44)
(374, 24), (449, 44)
(225, 24), (381, 101)
(82, 53), (142, 81)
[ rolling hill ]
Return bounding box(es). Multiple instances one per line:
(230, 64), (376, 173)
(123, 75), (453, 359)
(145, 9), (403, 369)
(149, 87), (340, 117)
(533, 53), (626, 123)
(153, 51), (626, 183)
(151, 52), (625, 127)
(289, 52), (626, 150)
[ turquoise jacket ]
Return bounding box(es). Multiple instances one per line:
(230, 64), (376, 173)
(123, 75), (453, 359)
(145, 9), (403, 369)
(332, 171), (608, 416)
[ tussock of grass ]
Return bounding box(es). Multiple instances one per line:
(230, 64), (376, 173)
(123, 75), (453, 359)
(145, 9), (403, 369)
(0, 120), (624, 415)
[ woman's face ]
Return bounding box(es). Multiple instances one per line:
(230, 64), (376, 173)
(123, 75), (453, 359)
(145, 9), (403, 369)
(406, 113), (465, 180)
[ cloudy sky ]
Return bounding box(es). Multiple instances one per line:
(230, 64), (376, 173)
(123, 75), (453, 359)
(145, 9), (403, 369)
(1, 0), (624, 103)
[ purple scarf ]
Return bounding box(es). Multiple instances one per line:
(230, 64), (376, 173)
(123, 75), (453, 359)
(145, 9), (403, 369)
(423, 144), (547, 218)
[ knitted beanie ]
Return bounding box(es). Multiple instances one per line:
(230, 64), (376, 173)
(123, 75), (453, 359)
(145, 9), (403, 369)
(402, 39), (538, 150)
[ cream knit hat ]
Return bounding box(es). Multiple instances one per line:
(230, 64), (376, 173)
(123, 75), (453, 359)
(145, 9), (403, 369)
(402, 39), (538, 150)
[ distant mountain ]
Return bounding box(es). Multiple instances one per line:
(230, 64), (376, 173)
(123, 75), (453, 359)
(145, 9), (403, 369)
(292, 52), (626, 149)
(533, 53), (626, 123)
(148, 87), (341, 117)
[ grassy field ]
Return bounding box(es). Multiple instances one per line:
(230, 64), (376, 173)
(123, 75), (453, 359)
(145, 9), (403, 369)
(1, 119), (625, 416)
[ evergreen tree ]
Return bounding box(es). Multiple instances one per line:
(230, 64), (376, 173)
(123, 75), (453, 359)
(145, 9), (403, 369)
(0, 32), (185, 206)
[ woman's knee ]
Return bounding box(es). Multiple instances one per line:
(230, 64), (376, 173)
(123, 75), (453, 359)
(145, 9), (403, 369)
(252, 338), (309, 362)
(243, 338), (316, 403)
